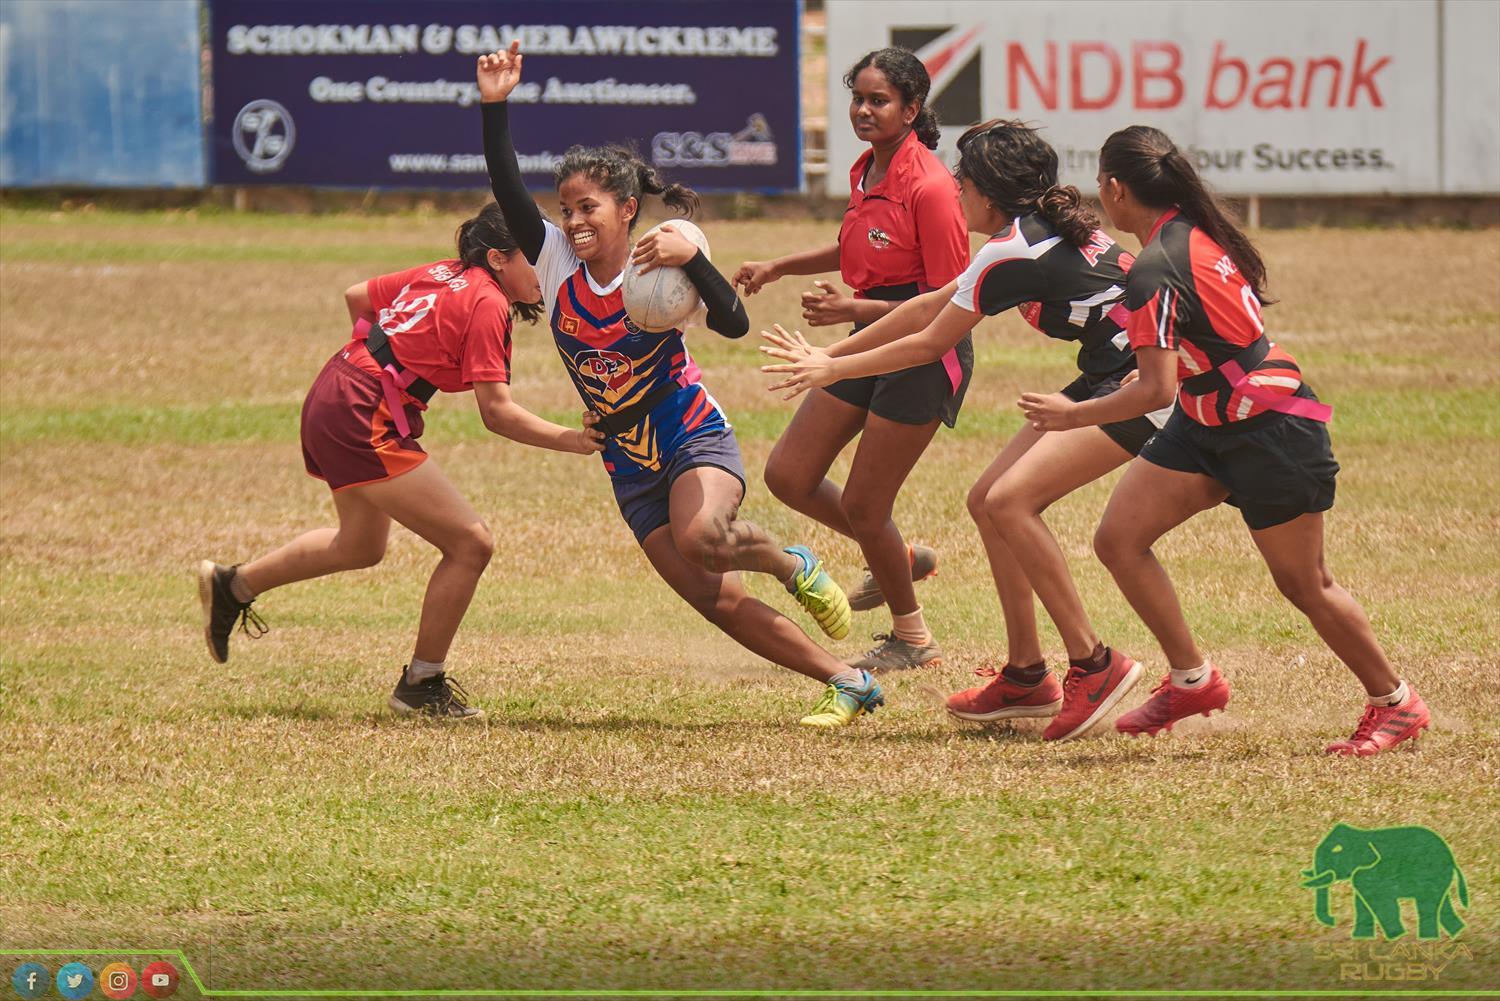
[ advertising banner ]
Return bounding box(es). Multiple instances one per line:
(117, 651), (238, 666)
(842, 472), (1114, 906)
(0, 0), (203, 187)
(209, 0), (801, 191)
(823, 0), (1481, 196)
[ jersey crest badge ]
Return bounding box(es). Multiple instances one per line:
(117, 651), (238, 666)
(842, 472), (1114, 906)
(867, 227), (891, 250)
(577, 349), (635, 394)
(559, 312), (580, 336)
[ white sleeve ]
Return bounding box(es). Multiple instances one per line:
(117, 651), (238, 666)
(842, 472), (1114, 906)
(536, 220), (580, 321)
(950, 254), (987, 313)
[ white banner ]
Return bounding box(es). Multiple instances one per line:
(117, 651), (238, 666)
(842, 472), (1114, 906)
(823, 0), (1496, 196)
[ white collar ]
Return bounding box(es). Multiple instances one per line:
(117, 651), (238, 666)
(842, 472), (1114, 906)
(582, 264), (624, 296)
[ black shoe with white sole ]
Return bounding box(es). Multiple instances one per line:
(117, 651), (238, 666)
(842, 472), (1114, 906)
(389, 669), (483, 720)
(196, 560), (267, 664)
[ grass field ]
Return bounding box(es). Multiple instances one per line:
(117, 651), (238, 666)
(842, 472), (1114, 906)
(1, 206), (1498, 996)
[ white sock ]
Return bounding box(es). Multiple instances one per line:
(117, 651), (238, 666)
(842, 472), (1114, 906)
(406, 658), (445, 684)
(781, 549), (809, 590)
(228, 567), (256, 604)
(891, 607), (930, 646)
(829, 668), (865, 689)
(1368, 680), (1408, 708)
(1170, 661), (1212, 689)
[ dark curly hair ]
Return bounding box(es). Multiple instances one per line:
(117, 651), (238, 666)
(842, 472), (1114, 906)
(955, 119), (1100, 247)
(553, 143), (699, 231)
(844, 47), (940, 149)
(455, 203), (543, 324)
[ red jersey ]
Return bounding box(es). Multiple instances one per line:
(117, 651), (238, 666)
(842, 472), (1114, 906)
(1126, 210), (1305, 426)
(838, 129), (968, 295)
(359, 260), (513, 392)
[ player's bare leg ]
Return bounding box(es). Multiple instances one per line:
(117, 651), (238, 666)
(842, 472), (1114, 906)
(669, 466), (850, 640)
(641, 525), (882, 727)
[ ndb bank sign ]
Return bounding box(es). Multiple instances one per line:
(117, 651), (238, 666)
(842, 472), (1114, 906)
(210, 0), (800, 191)
(824, 0), (1500, 196)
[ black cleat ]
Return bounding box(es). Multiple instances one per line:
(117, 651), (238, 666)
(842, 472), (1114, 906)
(389, 669), (483, 720)
(196, 559), (267, 664)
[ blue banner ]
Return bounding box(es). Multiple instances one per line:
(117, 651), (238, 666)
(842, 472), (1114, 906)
(208, 0), (802, 192)
(0, 0), (203, 188)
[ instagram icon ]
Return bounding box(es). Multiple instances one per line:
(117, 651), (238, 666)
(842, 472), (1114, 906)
(100, 962), (138, 999)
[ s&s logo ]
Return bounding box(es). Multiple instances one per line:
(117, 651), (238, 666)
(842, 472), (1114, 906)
(653, 115), (778, 168)
(232, 99), (296, 173)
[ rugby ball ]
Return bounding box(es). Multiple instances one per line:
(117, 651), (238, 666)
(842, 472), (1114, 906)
(622, 219), (710, 333)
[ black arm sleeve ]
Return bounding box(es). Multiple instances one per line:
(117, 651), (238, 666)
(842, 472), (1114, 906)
(481, 101), (546, 264)
(682, 250), (749, 339)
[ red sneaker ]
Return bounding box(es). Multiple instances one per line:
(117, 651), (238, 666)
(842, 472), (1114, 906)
(946, 667), (1063, 722)
(1043, 648), (1144, 742)
(1326, 689), (1431, 756)
(1115, 664), (1231, 736)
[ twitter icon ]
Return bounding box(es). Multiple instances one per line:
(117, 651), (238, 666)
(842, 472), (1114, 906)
(56, 963), (93, 1000)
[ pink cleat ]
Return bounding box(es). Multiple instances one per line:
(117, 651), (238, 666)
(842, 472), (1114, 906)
(1115, 664), (1231, 736)
(1326, 689), (1431, 757)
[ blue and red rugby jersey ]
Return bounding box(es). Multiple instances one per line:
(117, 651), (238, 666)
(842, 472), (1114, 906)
(534, 220), (727, 476)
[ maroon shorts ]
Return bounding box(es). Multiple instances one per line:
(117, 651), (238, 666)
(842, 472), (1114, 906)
(301, 349), (427, 492)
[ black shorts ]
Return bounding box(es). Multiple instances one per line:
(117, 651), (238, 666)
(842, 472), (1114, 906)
(1060, 372), (1164, 456)
(1139, 395), (1339, 530)
(823, 333), (973, 428)
(610, 427), (747, 544)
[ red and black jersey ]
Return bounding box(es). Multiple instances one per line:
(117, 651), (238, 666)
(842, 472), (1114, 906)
(952, 213), (1137, 379)
(1126, 209), (1305, 426)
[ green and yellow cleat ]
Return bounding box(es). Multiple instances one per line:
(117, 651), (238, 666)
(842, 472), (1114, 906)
(784, 545), (852, 641)
(799, 670), (884, 728)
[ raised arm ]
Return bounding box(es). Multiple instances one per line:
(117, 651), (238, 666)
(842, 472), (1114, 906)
(478, 44), (546, 263)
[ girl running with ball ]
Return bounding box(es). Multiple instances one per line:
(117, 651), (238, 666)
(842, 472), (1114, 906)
(761, 120), (1168, 742)
(1025, 125), (1429, 754)
(478, 44), (883, 728)
(734, 47), (971, 675)
(197, 204), (604, 718)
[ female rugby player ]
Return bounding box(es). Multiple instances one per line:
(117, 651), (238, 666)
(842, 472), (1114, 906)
(761, 120), (1168, 741)
(1020, 125), (1430, 755)
(197, 204), (603, 719)
(733, 48), (969, 674)
(478, 43), (882, 728)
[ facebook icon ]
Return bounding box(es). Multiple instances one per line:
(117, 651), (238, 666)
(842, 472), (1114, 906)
(11, 963), (49, 999)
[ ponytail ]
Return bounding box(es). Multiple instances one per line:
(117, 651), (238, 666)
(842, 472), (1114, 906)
(1100, 125), (1270, 300)
(633, 159), (701, 219)
(912, 107), (941, 149)
(845, 47), (939, 149)
(954, 119), (1100, 247)
(455, 203), (543, 324)
(555, 143), (699, 231)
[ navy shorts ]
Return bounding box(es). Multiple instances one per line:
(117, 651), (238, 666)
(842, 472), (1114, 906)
(1139, 394), (1339, 530)
(611, 427), (747, 544)
(1060, 372), (1162, 456)
(824, 333), (974, 428)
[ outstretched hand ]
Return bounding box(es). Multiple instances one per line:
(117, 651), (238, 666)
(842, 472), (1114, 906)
(477, 41), (524, 102)
(732, 260), (778, 295)
(759, 324), (838, 400)
(631, 225), (698, 275)
(1017, 391), (1079, 432)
